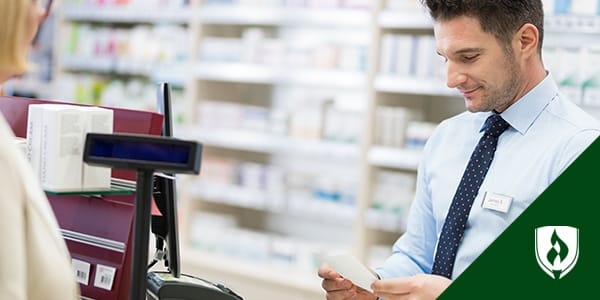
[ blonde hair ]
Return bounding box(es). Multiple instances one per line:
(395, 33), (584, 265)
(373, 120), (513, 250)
(0, 0), (30, 75)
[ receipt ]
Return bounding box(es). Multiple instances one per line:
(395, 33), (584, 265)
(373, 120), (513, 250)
(322, 254), (378, 292)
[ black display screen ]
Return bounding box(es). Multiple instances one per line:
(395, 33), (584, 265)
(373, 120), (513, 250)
(90, 140), (190, 164)
(84, 133), (202, 174)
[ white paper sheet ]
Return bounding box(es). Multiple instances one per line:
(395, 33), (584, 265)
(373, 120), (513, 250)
(322, 254), (378, 292)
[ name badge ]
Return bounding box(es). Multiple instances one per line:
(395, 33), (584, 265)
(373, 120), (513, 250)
(481, 192), (513, 213)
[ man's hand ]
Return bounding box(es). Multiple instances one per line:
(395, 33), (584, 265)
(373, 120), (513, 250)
(318, 264), (377, 300)
(371, 274), (451, 300)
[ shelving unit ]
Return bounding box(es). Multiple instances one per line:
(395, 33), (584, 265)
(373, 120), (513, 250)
(53, 1), (192, 116)
(542, 13), (600, 120)
(38, 1), (600, 299)
(176, 2), (370, 299)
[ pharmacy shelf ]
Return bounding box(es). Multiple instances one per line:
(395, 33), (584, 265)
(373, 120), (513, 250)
(3, 78), (53, 98)
(194, 62), (367, 88)
(188, 181), (282, 211)
(367, 146), (422, 170)
(374, 75), (459, 96)
(181, 247), (323, 295)
(180, 127), (359, 160)
(60, 56), (114, 73)
(364, 208), (406, 233)
(378, 10), (433, 29)
(198, 6), (370, 27)
(188, 180), (356, 224)
(60, 56), (188, 86)
(181, 127), (272, 153)
(377, 11), (600, 32)
(545, 15), (600, 33)
(377, 11), (600, 33)
(62, 6), (191, 24)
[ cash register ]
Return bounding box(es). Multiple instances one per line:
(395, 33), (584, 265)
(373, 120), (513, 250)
(82, 83), (243, 300)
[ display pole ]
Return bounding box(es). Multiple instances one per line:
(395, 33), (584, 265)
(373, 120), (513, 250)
(130, 170), (154, 300)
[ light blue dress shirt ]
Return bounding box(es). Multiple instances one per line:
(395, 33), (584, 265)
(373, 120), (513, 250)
(375, 73), (600, 280)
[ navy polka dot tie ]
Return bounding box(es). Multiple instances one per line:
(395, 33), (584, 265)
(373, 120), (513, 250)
(431, 114), (510, 279)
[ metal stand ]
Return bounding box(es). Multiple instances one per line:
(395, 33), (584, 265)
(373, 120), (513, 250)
(83, 132), (241, 300)
(130, 170), (155, 300)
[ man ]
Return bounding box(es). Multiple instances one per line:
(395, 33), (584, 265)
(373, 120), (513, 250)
(319, 0), (600, 299)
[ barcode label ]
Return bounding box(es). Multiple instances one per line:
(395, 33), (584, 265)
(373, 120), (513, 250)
(93, 264), (116, 291)
(71, 258), (91, 285)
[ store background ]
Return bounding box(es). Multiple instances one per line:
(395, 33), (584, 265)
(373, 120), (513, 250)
(5, 0), (600, 299)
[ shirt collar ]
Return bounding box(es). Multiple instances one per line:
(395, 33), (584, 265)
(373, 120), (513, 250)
(480, 71), (558, 134)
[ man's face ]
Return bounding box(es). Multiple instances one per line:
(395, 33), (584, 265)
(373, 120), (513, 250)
(434, 16), (521, 113)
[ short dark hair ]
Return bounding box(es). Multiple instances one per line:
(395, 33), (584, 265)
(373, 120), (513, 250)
(420, 0), (544, 54)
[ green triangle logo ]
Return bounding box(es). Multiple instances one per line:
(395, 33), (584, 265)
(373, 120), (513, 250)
(440, 137), (600, 299)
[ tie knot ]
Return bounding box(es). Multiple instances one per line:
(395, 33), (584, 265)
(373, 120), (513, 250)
(484, 114), (510, 138)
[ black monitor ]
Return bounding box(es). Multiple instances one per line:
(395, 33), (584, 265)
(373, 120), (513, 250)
(153, 82), (182, 277)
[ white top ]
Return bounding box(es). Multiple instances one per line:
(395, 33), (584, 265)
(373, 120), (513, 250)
(0, 115), (79, 299)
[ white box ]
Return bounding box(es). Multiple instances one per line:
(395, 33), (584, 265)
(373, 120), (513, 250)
(414, 35), (436, 79)
(26, 104), (51, 179)
(40, 104), (85, 191)
(394, 35), (414, 77)
(80, 106), (114, 189)
(380, 34), (397, 74)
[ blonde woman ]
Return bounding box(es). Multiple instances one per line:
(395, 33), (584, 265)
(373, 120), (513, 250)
(0, 0), (79, 299)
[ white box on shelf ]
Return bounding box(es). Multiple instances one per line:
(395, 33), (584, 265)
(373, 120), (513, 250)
(80, 106), (114, 189)
(40, 104), (85, 191)
(394, 35), (415, 77)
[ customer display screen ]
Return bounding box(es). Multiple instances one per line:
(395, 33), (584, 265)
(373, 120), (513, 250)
(84, 133), (202, 174)
(90, 140), (190, 164)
